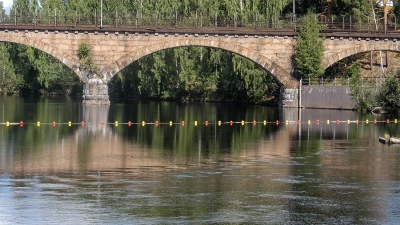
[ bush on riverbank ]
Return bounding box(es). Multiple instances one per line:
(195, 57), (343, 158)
(350, 63), (400, 113)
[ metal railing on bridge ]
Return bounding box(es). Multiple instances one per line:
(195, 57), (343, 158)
(320, 14), (399, 34)
(0, 12), (297, 31)
(302, 76), (386, 87)
(0, 12), (398, 34)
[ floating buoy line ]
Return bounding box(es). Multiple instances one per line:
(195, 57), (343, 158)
(0, 119), (398, 127)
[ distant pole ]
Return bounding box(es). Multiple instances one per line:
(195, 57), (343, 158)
(293, 0), (296, 31)
(100, 0), (103, 28)
(293, 0), (295, 17)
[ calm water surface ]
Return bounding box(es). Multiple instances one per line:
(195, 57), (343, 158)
(1, 96), (400, 224)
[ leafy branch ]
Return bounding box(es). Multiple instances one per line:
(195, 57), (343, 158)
(77, 40), (97, 74)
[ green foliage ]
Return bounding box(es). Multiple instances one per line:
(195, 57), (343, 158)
(0, 43), (22, 94)
(348, 63), (376, 112)
(331, 0), (372, 17)
(109, 46), (279, 104)
(350, 64), (400, 113)
(375, 73), (400, 113)
(395, 0), (400, 18)
(77, 40), (95, 72)
(295, 12), (324, 79)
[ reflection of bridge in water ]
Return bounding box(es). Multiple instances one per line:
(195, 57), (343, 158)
(3, 103), (388, 179)
(282, 108), (384, 141)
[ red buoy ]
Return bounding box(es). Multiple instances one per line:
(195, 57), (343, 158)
(19, 121), (24, 127)
(155, 121), (159, 126)
(205, 121), (208, 126)
(128, 121), (132, 127)
(81, 121), (85, 126)
(52, 121), (56, 127)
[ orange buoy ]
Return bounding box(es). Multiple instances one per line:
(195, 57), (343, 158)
(230, 121), (233, 126)
(298, 120), (301, 124)
(336, 120), (339, 124)
(20, 121), (24, 127)
(276, 120), (279, 126)
(81, 121), (85, 126)
(374, 119), (377, 124)
(101, 121), (105, 126)
(316, 120), (320, 124)
(155, 121), (159, 126)
(253, 121), (256, 125)
(181, 121), (185, 126)
(386, 119), (390, 124)
(356, 120), (359, 124)
(205, 121), (208, 126)
(52, 121), (56, 126)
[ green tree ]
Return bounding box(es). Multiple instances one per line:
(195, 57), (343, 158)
(0, 43), (21, 94)
(348, 63), (375, 112)
(259, 0), (290, 25)
(295, 12), (324, 79)
(375, 73), (400, 113)
(331, 0), (372, 17)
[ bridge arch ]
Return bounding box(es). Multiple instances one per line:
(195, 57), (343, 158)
(0, 34), (81, 78)
(109, 36), (295, 87)
(323, 38), (400, 69)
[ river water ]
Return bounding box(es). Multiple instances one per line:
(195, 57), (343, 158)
(0, 96), (400, 224)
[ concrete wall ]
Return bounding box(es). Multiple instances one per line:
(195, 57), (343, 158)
(301, 86), (356, 110)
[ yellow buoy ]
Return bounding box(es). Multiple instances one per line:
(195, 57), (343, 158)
(194, 121), (197, 126)
(142, 121), (145, 126)
(218, 121), (221, 126)
(327, 120), (330, 124)
(347, 120), (350, 124)
(366, 119), (369, 124)
(6, 121), (9, 127)
(285, 120), (288, 125)
(241, 120), (245, 126)
(68, 121), (72, 127)
(263, 120), (266, 125)
(395, 119), (398, 124)
(169, 121), (172, 126)
(115, 121), (119, 127)
(308, 120), (310, 125)
(37, 121), (40, 126)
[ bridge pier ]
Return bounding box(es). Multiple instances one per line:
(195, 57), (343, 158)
(280, 87), (300, 108)
(82, 77), (110, 105)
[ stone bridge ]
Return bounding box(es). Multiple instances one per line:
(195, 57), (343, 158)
(0, 25), (398, 106)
